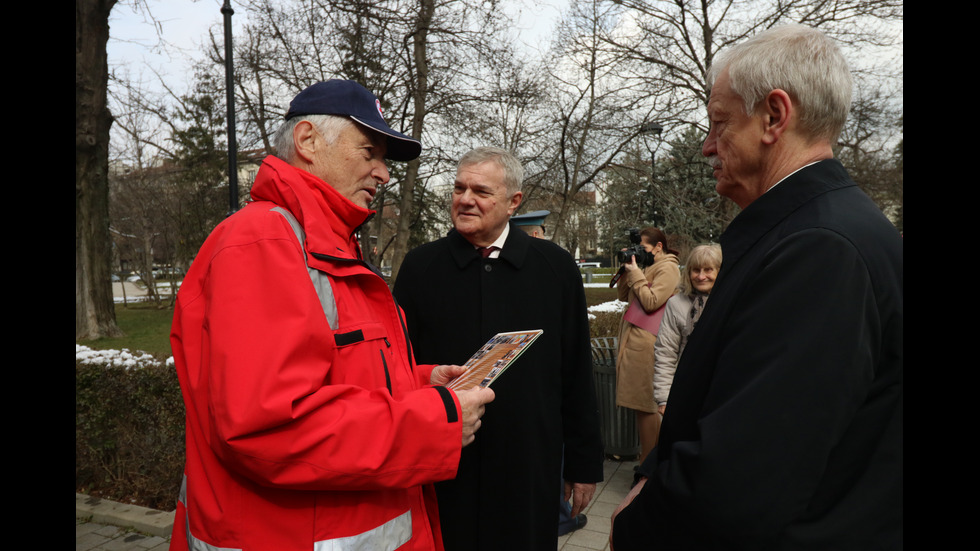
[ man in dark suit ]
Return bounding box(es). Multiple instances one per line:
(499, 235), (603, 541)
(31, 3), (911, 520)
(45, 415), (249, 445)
(393, 147), (603, 550)
(610, 25), (903, 550)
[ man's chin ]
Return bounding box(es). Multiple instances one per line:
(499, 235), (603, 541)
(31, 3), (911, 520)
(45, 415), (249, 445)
(352, 192), (375, 209)
(714, 179), (734, 198)
(454, 224), (477, 237)
(452, 223), (483, 243)
(452, 216), (479, 230)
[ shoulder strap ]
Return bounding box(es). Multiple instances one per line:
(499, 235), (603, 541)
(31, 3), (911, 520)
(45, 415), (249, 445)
(271, 206), (339, 330)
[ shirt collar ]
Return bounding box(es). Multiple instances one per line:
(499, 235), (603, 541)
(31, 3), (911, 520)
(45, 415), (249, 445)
(765, 160), (822, 195)
(477, 224), (509, 258)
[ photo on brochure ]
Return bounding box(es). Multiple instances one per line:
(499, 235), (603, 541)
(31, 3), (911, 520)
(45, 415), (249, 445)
(446, 329), (544, 391)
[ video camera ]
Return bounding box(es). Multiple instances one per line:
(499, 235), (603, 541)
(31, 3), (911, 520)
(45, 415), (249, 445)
(616, 228), (654, 268)
(609, 228), (655, 288)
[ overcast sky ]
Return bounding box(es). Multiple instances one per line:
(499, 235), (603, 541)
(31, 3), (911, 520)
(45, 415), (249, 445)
(107, 0), (567, 95)
(107, 1), (900, 98)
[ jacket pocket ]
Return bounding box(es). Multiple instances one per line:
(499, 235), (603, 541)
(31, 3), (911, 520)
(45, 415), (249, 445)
(332, 322), (393, 393)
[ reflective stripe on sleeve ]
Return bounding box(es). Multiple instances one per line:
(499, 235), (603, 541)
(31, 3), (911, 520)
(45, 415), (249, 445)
(314, 510), (412, 551)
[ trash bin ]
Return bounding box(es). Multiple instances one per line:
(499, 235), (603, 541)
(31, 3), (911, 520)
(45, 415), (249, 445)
(591, 337), (640, 459)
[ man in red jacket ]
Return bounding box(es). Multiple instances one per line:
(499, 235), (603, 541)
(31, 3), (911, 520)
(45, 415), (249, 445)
(169, 80), (495, 551)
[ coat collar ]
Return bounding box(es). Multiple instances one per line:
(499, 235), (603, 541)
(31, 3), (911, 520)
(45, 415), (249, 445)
(250, 155), (373, 261)
(447, 222), (530, 270)
(719, 158), (855, 269)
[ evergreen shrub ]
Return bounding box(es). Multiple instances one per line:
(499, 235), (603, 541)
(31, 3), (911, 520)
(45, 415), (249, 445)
(75, 360), (184, 512)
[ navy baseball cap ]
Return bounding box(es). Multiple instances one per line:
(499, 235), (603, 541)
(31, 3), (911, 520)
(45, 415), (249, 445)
(284, 80), (422, 161)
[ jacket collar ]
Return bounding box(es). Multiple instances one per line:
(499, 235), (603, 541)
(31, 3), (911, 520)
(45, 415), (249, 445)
(250, 155), (373, 260)
(720, 158), (854, 268)
(447, 222), (530, 270)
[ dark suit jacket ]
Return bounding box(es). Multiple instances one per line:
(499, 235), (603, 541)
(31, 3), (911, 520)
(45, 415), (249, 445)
(613, 160), (903, 550)
(394, 224), (604, 551)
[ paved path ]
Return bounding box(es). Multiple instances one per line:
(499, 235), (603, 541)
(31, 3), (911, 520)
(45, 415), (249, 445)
(76, 457), (638, 551)
(76, 521), (171, 551)
(558, 457), (637, 551)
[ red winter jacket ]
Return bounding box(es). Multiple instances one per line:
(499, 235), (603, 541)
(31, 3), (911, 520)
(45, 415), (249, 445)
(169, 156), (462, 551)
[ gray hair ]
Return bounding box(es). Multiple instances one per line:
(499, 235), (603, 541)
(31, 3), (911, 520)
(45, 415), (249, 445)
(273, 114), (355, 162)
(707, 24), (852, 143)
(457, 147), (524, 195)
(680, 244), (723, 296)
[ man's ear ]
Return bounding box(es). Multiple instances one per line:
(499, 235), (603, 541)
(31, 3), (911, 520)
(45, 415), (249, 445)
(761, 89), (793, 145)
(507, 191), (523, 215)
(292, 120), (318, 163)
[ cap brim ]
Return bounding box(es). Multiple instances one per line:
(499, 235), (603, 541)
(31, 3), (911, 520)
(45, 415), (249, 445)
(350, 116), (422, 162)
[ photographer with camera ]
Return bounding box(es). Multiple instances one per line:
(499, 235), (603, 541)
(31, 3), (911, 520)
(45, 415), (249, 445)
(614, 227), (680, 465)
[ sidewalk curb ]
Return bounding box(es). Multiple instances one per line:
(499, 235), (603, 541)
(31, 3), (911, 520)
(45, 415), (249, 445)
(76, 493), (174, 538)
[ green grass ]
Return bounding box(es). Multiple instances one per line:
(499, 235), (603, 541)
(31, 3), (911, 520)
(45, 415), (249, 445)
(77, 286), (618, 362)
(78, 303), (175, 360)
(584, 286), (618, 307)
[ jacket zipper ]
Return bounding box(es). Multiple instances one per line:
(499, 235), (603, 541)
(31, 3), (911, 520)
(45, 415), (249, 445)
(380, 338), (392, 395)
(309, 250), (400, 395)
(393, 298), (415, 370)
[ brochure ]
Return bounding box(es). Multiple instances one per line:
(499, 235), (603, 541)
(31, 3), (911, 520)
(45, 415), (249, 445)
(445, 330), (544, 391)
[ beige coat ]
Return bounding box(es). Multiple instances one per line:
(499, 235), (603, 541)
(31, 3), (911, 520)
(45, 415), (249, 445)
(615, 254), (680, 412)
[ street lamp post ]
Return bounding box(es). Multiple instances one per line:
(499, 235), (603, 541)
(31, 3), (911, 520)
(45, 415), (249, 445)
(639, 122), (663, 225)
(222, 0), (239, 216)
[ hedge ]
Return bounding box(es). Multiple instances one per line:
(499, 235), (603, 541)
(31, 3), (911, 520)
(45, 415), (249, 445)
(75, 360), (184, 512)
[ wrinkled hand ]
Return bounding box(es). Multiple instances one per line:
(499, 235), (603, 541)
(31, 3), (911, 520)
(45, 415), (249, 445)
(454, 386), (495, 447)
(564, 481), (596, 517)
(609, 477), (647, 550)
(430, 364), (466, 386)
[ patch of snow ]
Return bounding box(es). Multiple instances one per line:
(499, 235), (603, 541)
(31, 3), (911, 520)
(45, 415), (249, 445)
(586, 299), (627, 320)
(75, 344), (170, 369)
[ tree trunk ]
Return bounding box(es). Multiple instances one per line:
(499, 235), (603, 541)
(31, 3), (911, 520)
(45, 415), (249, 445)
(549, 194), (574, 250)
(139, 232), (161, 304)
(76, 0), (122, 339)
(389, 0), (434, 284)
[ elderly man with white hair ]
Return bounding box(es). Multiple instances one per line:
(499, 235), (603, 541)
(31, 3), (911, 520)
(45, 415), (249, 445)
(611, 25), (903, 550)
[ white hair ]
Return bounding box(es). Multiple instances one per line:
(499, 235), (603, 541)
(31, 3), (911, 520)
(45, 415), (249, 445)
(707, 24), (852, 143)
(273, 114), (355, 162)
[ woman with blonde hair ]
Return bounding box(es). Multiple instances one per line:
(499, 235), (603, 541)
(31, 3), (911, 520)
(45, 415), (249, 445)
(652, 244), (723, 418)
(615, 227), (680, 464)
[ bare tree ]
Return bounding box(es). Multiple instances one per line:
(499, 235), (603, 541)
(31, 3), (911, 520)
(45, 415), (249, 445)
(107, 72), (172, 303)
(836, 82), (903, 227)
(387, 0), (435, 281)
(77, 0), (123, 339)
(604, 0), (903, 130)
(531, 0), (664, 250)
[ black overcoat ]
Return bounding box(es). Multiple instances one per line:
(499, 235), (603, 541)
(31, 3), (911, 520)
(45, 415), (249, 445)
(613, 159), (903, 550)
(393, 224), (604, 550)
